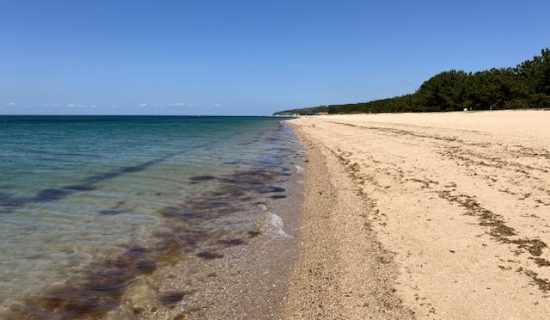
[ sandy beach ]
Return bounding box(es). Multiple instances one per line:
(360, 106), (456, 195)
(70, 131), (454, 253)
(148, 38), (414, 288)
(284, 110), (550, 319)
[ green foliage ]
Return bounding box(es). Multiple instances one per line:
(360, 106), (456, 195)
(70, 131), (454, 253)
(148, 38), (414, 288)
(416, 70), (470, 111)
(274, 48), (550, 115)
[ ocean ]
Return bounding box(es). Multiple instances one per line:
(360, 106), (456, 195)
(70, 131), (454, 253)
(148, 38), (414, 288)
(0, 116), (304, 319)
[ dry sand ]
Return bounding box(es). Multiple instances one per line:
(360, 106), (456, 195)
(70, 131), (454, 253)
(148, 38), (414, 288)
(284, 110), (550, 320)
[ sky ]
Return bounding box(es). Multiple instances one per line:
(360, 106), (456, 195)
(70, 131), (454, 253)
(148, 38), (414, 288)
(0, 0), (549, 115)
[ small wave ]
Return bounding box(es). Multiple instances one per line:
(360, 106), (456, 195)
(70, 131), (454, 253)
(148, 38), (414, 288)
(294, 164), (304, 173)
(256, 208), (290, 238)
(267, 212), (290, 238)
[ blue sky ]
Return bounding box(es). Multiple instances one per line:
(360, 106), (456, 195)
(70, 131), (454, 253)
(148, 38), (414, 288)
(1, 0), (549, 115)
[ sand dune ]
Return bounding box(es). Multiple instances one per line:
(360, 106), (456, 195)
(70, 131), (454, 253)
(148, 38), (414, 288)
(284, 110), (550, 319)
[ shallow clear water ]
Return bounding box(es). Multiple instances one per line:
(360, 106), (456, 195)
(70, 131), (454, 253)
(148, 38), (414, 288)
(0, 116), (298, 318)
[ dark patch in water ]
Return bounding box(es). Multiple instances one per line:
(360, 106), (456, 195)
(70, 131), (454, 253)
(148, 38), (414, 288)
(0, 153), (182, 213)
(98, 200), (132, 215)
(222, 159), (246, 165)
(84, 156), (176, 185)
(196, 251), (224, 260)
(0, 191), (21, 210)
(6, 249), (159, 319)
(98, 209), (126, 215)
(152, 226), (211, 258)
(189, 175), (217, 182)
(65, 184), (96, 192)
(119, 164), (148, 173)
(270, 194), (287, 199)
(34, 187), (91, 202)
(248, 231), (261, 238)
(126, 246), (147, 255)
(160, 291), (186, 308)
(4, 223), (211, 319)
(10, 222), (166, 312)
(161, 207), (204, 221)
(255, 185), (285, 194)
(217, 238), (247, 247)
(136, 260), (157, 273)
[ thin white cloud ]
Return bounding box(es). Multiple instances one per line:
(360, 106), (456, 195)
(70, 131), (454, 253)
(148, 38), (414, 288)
(214, 103), (222, 107)
(6, 102), (16, 106)
(139, 103), (148, 107)
(66, 103), (87, 108)
(170, 102), (186, 107)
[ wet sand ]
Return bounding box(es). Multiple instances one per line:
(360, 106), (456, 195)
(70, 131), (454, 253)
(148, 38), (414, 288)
(284, 110), (550, 319)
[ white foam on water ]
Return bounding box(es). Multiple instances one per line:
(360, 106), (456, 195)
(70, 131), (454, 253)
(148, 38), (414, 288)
(294, 164), (304, 173)
(268, 212), (290, 238)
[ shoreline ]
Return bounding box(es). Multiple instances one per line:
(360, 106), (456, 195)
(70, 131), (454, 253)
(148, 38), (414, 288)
(111, 122), (307, 320)
(283, 110), (550, 319)
(282, 122), (413, 319)
(117, 122), (307, 320)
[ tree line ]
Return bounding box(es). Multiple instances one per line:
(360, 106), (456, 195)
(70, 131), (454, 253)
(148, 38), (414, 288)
(274, 48), (550, 115)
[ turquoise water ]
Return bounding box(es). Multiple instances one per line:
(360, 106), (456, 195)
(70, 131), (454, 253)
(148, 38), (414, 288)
(0, 116), (299, 318)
